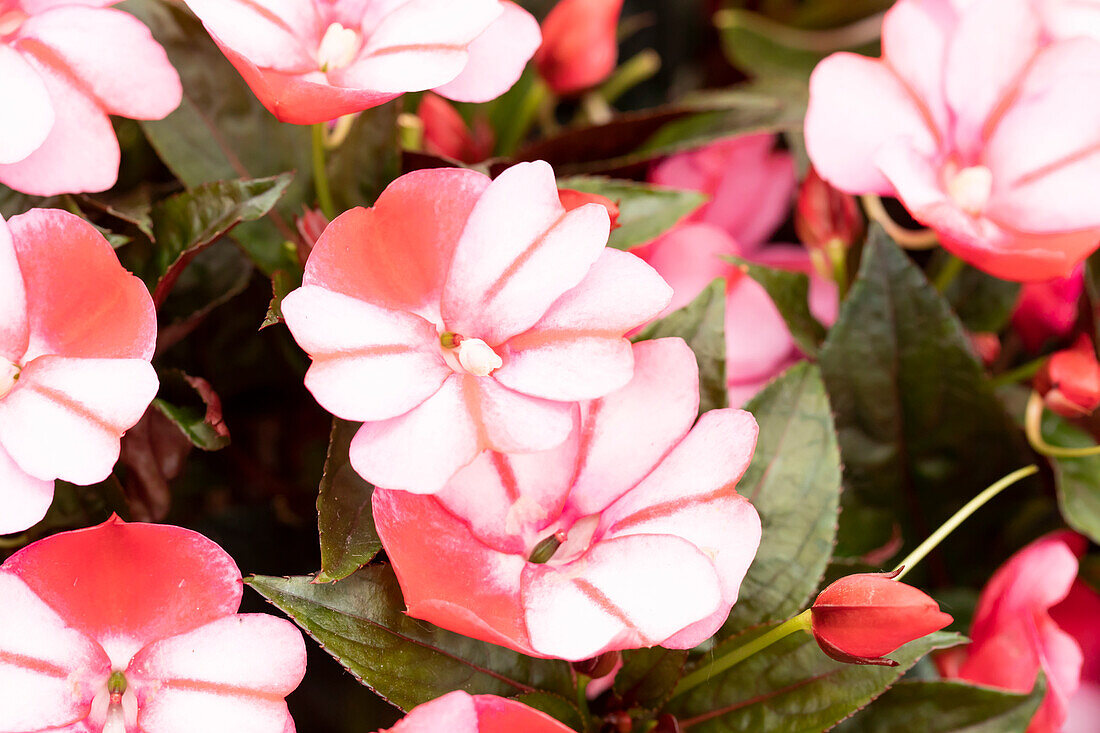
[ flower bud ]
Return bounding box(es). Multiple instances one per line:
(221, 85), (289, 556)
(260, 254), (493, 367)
(1036, 336), (1100, 418)
(796, 166), (863, 257)
(535, 0), (624, 95)
(419, 93), (494, 164)
(810, 571), (953, 666)
(559, 189), (621, 230)
(968, 332), (1001, 367)
(296, 207), (329, 261)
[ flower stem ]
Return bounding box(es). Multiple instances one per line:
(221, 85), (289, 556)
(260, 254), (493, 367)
(893, 464), (1038, 581)
(599, 49), (661, 105)
(1025, 391), (1100, 458)
(861, 194), (939, 250)
(989, 356), (1048, 389)
(575, 673), (592, 728)
(312, 122), (337, 220)
(933, 254), (966, 293)
(670, 610), (813, 700)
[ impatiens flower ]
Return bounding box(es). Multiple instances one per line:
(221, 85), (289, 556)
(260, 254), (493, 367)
(0, 210), (157, 535)
(1036, 336), (1100, 418)
(418, 93), (494, 164)
(0, 0), (181, 195)
(380, 691), (572, 732)
(805, 0), (1100, 282)
(534, 0), (623, 95)
(1013, 267), (1084, 352)
(940, 531), (1100, 733)
(184, 0), (541, 125)
(810, 571), (953, 667)
(0, 516), (307, 732)
(281, 162), (671, 493)
(373, 338), (762, 661)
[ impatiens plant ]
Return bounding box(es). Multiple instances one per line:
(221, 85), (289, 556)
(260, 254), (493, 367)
(378, 690), (573, 732)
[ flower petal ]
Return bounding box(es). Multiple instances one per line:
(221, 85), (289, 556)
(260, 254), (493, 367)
(881, 0), (953, 141)
(0, 216), (28, 363)
(0, 45), (53, 165)
(183, 0), (319, 72)
(385, 691), (479, 732)
(0, 442), (53, 535)
(434, 2), (541, 103)
(724, 275), (798, 383)
(631, 223), (737, 314)
(473, 694), (576, 732)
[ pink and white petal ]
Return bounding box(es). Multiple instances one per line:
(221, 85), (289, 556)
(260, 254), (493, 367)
(18, 6), (181, 119)
(474, 694), (578, 733)
(749, 245), (839, 326)
(0, 215), (28, 362)
(183, 0), (319, 72)
(134, 689), (293, 733)
(567, 339), (699, 516)
(805, 53), (938, 196)
(0, 54), (118, 196)
(443, 161), (610, 344)
(4, 516), (243, 653)
(390, 691), (480, 732)
(725, 276), (798, 383)
(706, 143), (796, 249)
(434, 2), (541, 103)
(881, 0), (953, 137)
(0, 45), (53, 165)
(632, 223), (738, 314)
(0, 572), (109, 731)
(522, 534), (723, 660)
(302, 169), (490, 320)
(9, 209), (156, 361)
(0, 442), (53, 535)
(0, 356), (157, 485)
(18, 0), (115, 10)
(470, 376), (576, 453)
(1038, 0), (1100, 41)
(944, 0), (1041, 157)
(495, 249), (672, 401)
(282, 286), (450, 421)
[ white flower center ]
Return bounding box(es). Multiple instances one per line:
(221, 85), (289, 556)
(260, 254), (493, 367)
(317, 23), (361, 71)
(456, 338), (502, 377)
(88, 671), (138, 733)
(947, 165), (993, 216)
(0, 9), (27, 37)
(0, 360), (19, 400)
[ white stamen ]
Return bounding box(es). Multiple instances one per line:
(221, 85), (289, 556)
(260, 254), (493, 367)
(0, 360), (19, 400)
(317, 23), (361, 72)
(947, 165), (994, 216)
(456, 338), (502, 377)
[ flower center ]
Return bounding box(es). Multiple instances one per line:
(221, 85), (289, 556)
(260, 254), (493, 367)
(0, 9), (26, 38)
(527, 514), (601, 566)
(0, 360), (19, 400)
(89, 670), (138, 733)
(317, 22), (361, 71)
(441, 333), (503, 377)
(946, 165), (993, 216)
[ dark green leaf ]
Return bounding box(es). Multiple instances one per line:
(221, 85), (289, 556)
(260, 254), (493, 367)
(261, 269), (300, 330)
(157, 240), (254, 346)
(556, 176), (707, 251)
(614, 648), (688, 711)
(248, 567), (573, 711)
(316, 419), (381, 584)
(729, 257), (828, 356)
(934, 253), (1021, 334)
(328, 104), (401, 212)
(635, 279), (727, 414)
(1042, 411), (1100, 544)
(513, 692), (585, 730)
(721, 362), (841, 636)
(152, 373), (229, 451)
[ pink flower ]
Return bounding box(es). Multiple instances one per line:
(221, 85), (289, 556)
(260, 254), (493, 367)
(0, 0), (181, 195)
(373, 338), (762, 661)
(638, 136), (837, 405)
(380, 691), (573, 732)
(1037, 0), (1100, 41)
(1013, 267), (1084, 352)
(282, 162), (671, 493)
(534, 0), (623, 95)
(0, 516), (307, 732)
(0, 210), (158, 535)
(941, 531), (1100, 733)
(805, 0), (1100, 282)
(418, 92), (494, 164)
(184, 0), (541, 125)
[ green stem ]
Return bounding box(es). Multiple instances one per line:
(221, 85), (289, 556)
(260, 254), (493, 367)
(311, 123), (336, 220)
(671, 611), (812, 700)
(989, 356), (1048, 389)
(1025, 390), (1100, 458)
(893, 464), (1038, 581)
(497, 78), (551, 156)
(575, 673), (592, 729)
(599, 49), (661, 105)
(933, 254), (966, 293)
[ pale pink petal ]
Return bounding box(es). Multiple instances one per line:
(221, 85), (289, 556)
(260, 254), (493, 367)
(0, 53), (118, 196)
(0, 442), (53, 535)
(1051, 580), (1100, 682)
(4, 517), (243, 652)
(881, 0), (953, 139)
(494, 248), (672, 401)
(183, 0), (319, 72)
(468, 376), (576, 453)
(473, 694), (577, 732)
(750, 245), (839, 325)
(0, 216), (28, 363)
(725, 276), (798, 383)
(0, 356), (157, 485)
(0, 572), (109, 731)
(434, 1), (541, 103)
(632, 223), (738, 314)
(706, 142), (795, 250)
(522, 534), (723, 660)
(18, 6), (181, 119)
(281, 286), (450, 422)
(388, 691), (480, 732)
(805, 52), (938, 195)
(18, 0), (115, 10)
(303, 169), (490, 321)
(0, 45), (53, 165)
(1038, 0), (1100, 40)
(443, 161), (610, 345)
(1065, 683), (1100, 733)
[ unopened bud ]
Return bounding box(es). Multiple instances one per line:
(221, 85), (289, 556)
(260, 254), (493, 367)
(559, 189), (621, 230)
(573, 650), (621, 679)
(1036, 335), (1100, 418)
(535, 0), (624, 95)
(796, 166), (862, 257)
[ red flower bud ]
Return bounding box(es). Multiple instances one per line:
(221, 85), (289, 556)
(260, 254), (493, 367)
(795, 165), (863, 253)
(296, 206), (330, 262)
(1036, 335), (1100, 418)
(418, 93), (495, 164)
(969, 332), (1001, 367)
(535, 0), (624, 95)
(558, 189), (621, 230)
(810, 571), (953, 666)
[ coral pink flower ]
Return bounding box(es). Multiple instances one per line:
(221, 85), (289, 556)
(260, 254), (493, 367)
(282, 162), (671, 493)
(1036, 335), (1100, 418)
(1013, 267), (1084, 352)
(805, 0), (1100, 282)
(534, 0), (623, 95)
(638, 136), (837, 405)
(380, 691), (572, 732)
(0, 0), (181, 195)
(373, 338), (762, 661)
(941, 531), (1100, 733)
(0, 210), (157, 535)
(0, 517), (307, 732)
(184, 0), (541, 125)
(418, 92), (494, 164)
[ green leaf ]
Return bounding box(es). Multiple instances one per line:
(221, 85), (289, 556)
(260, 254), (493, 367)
(556, 176), (707, 251)
(934, 253), (1021, 334)
(665, 630), (963, 732)
(838, 677), (1045, 733)
(248, 568), (573, 711)
(152, 372), (229, 451)
(512, 692), (585, 731)
(1041, 411), (1100, 543)
(614, 648), (688, 711)
(721, 362), (841, 636)
(315, 419), (381, 584)
(729, 257), (828, 357)
(818, 228), (1031, 568)
(327, 105), (401, 212)
(634, 279), (727, 414)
